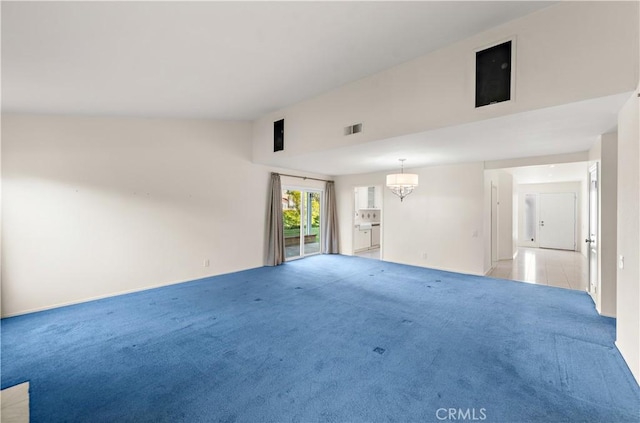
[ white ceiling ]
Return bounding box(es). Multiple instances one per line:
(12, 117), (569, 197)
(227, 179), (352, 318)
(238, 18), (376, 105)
(504, 162), (589, 185)
(3, 1), (624, 179)
(2, 1), (554, 120)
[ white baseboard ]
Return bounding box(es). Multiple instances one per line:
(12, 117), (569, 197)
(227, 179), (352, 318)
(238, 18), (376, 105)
(385, 258), (485, 277)
(1, 278), (195, 318)
(0, 268), (259, 318)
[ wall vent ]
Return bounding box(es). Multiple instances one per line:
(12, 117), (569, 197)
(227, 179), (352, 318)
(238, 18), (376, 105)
(274, 119), (284, 152)
(344, 123), (363, 136)
(475, 40), (512, 108)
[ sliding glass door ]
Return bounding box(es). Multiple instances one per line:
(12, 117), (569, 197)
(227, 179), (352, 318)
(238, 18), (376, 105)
(282, 188), (322, 260)
(303, 191), (321, 256)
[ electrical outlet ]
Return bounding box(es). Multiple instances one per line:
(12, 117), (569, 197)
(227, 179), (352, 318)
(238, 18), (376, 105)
(619, 255), (624, 270)
(421, 252), (428, 260)
(204, 259), (210, 268)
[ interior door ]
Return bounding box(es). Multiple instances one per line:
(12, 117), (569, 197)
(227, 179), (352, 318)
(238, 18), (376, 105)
(491, 184), (498, 266)
(539, 192), (576, 250)
(588, 165), (598, 294)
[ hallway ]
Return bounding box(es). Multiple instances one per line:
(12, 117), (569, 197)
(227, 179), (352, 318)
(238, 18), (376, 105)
(488, 247), (588, 291)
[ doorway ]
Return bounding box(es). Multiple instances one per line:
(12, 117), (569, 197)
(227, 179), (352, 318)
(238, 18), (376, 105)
(496, 163), (589, 293)
(353, 185), (382, 260)
(282, 188), (322, 260)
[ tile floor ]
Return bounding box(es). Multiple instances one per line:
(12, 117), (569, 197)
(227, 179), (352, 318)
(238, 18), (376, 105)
(354, 247), (380, 260)
(1, 382), (29, 423)
(488, 247), (588, 291)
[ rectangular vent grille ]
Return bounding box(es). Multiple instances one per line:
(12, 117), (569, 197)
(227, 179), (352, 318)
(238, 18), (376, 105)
(475, 40), (512, 108)
(274, 119), (284, 152)
(344, 123), (363, 136)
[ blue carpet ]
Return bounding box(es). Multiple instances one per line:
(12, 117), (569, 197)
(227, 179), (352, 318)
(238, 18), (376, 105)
(2, 255), (639, 422)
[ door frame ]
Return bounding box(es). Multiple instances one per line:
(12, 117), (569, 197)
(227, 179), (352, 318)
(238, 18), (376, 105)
(352, 185), (383, 258)
(491, 183), (498, 267)
(588, 163), (599, 296)
(282, 185), (323, 261)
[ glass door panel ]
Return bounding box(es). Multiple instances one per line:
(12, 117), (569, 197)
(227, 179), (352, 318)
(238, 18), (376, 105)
(283, 189), (301, 259)
(303, 191), (321, 255)
(282, 188), (322, 260)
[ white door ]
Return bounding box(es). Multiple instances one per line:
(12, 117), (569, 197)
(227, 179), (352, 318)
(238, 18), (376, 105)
(491, 184), (498, 266)
(539, 192), (576, 250)
(588, 165), (598, 294)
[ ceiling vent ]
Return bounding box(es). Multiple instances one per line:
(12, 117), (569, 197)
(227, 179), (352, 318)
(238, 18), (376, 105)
(344, 123), (363, 136)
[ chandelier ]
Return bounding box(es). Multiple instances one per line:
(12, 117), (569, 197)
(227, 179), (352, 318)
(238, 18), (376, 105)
(386, 159), (419, 202)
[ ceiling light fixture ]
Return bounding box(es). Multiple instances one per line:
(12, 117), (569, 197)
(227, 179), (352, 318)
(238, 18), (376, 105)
(386, 159), (419, 202)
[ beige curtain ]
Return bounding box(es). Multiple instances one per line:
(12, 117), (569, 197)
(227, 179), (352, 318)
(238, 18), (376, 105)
(322, 181), (340, 254)
(266, 173), (284, 266)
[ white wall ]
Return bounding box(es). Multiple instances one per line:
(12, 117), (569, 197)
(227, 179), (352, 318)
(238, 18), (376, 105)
(1, 114), (273, 317)
(252, 2), (639, 166)
(335, 162), (485, 275)
(484, 152), (589, 170)
(0, 115), (3, 316)
(280, 175), (326, 192)
(512, 181), (518, 260)
(616, 90), (640, 384)
(516, 182), (583, 252)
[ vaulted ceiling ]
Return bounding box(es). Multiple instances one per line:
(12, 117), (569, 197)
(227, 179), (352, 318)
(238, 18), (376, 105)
(2, 1), (554, 120)
(4, 1), (627, 181)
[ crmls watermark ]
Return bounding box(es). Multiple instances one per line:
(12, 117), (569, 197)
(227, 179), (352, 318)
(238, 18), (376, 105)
(435, 408), (487, 421)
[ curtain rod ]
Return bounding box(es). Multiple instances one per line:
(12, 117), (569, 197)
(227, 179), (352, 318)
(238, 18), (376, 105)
(277, 173), (332, 183)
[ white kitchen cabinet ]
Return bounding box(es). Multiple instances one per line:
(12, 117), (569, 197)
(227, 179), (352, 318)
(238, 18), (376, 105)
(354, 228), (372, 251)
(371, 225), (381, 247)
(355, 186), (381, 210)
(372, 186), (382, 209)
(357, 188), (369, 210)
